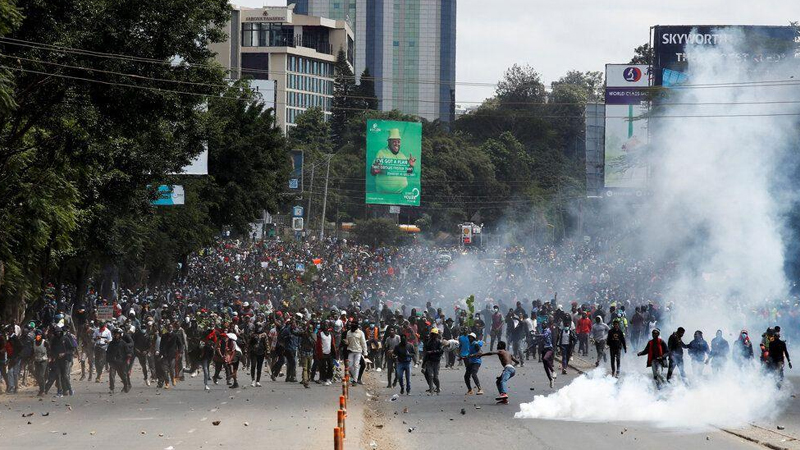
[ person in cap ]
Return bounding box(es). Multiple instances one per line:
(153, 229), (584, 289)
(369, 128), (416, 194)
(106, 328), (131, 393)
(461, 332), (484, 395)
(422, 327), (443, 394)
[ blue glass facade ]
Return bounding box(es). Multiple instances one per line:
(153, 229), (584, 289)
(439, 0), (456, 123)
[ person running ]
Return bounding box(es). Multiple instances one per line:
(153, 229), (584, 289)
(471, 341), (519, 404)
(33, 331), (48, 397)
(733, 329), (754, 364)
(92, 322), (112, 383)
(462, 333), (484, 395)
(556, 317), (575, 375)
(199, 329), (215, 390)
(687, 330), (709, 378)
(393, 334), (414, 395)
(591, 316), (609, 367)
(667, 327), (688, 382)
(532, 320), (556, 388)
(606, 319), (627, 377)
(638, 328), (668, 388)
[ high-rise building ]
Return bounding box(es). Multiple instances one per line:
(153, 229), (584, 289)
(210, 6), (354, 132)
(289, 0), (456, 123)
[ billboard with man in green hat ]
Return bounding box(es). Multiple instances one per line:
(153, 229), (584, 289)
(365, 119), (421, 206)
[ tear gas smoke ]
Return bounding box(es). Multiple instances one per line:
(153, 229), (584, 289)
(516, 366), (784, 429)
(516, 31), (800, 427)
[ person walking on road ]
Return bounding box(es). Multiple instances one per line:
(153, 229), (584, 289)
(345, 321), (367, 386)
(393, 334), (415, 395)
(462, 333), (484, 395)
(606, 319), (627, 377)
(422, 327), (443, 395)
(592, 316), (610, 367)
(107, 328), (131, 393)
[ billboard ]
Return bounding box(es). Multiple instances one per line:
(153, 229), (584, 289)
(176, 142), (208, 175)
(152, 185), (185, 206)
(604, 64), (650, 190)
(289, 149), (303, 191)
(365, 120), (421, 206)
(652, 25), (799, 86)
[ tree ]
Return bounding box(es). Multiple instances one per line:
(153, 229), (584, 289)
(353, 218), (404, 247)
(289, 106), (333, 155)
(495, 64), (546, 108)
(0, 0), (232, 320)
(330, 49), (358, 147)
(205, 83), (291, 234)
(355, 67), (378, 111)
(630, 43), (653, 65)
(0, 0), (22, 113)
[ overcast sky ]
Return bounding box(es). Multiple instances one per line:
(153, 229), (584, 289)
(239, 0), (798, 104)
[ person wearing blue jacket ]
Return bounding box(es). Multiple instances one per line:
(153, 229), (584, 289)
(461, 332), (484, 395)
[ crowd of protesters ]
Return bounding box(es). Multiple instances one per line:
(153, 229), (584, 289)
(0, 237), (796, 397)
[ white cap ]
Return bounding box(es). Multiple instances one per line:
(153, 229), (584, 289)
(468, 333), (476, 339)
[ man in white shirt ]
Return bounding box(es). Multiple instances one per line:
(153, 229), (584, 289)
(345, 322), (368, 386)
(92, 323), (113, 382)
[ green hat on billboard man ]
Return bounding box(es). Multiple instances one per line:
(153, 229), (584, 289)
(370, 128), (416, 194)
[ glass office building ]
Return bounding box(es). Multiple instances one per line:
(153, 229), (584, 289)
(290, 0), (456, 123)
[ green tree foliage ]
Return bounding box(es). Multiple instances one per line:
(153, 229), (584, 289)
(0, 0), (22, 112)
(355, 67), (378, 111)
(353, 218), (404, 247)
(205, 83), (290, 234)
(0, 0), (289, 320)
(330, 49), (358, 147)
(630, 43), (653, 65)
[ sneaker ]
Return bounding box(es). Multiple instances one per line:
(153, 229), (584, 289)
(256, 382), (262, 387)
(561, 369), (567, 375)
(476, 389), (484, 396)
(229, 382), (239, 389)
(466, 389), (474, 395)
(400, 388), (405, 395)
(549, 378), (554, 388)
(204, 385), (210, 391)
(499, 393), (508, 398)
(145, 379), (151, 386)
(324, 381), (331, 386)
(251, 381), (256, 387)
(163, 384), (170, 390)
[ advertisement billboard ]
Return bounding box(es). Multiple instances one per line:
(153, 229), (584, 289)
(289, 149), (303, 191)
(365, 120), (422, 206)
(652, 25), (799, 86)
(152, 185), (185, 206)
(604, 64), (650, 190)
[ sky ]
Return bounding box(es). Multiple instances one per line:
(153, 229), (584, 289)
(238, 0), (798, 104)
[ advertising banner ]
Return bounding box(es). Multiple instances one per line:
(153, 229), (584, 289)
(365, 120), (422, 206)
(652, 25), (799, 86)
(152, 185), (185, 206)
(289, 149), (303, 191)
(604, 64), (650, 190)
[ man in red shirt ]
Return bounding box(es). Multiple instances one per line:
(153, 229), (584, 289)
(576, 313), (592, 357)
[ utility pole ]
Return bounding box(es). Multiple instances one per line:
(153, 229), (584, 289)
(306, 164), (315, 240)
(320, 154), (332, 240)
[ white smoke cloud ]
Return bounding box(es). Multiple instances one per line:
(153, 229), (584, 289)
(516, 30), (800, 427)
(515, 366), (785, 429)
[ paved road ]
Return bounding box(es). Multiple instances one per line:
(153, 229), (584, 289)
(359, 353), (771, 450)
(0, 352), (796, 450)
(0, 364), (362, 450)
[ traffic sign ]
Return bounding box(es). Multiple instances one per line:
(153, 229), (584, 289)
(292, 217), (304, 231)
(292, 205), (304, 217)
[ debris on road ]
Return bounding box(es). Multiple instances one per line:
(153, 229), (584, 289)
(460, 408), (465, 415)
(41, 412), (49, 416)
(408, 427), (416, 433)
(22, 412), (33, 417)
(778, 426), (786, 430)
(389, 394), (399, 402)
(243, 422), (249, 426)
(212, 420), (221, 426)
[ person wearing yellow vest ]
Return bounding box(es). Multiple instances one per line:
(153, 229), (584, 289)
(369, 128), (416, 194)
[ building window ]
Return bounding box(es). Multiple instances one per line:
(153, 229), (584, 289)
(393, 41), (399, 47)
(242, 23), (258, 47)
(333, 2), (340, 8)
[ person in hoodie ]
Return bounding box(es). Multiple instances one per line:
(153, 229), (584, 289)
(33, 331), (49, 397)
(687, 330), (710, 378)
(733, 330), (754, 364)
(667, 327), (689, 382)
(606, 319), (627, 378)
(707, 329), (729, 375)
